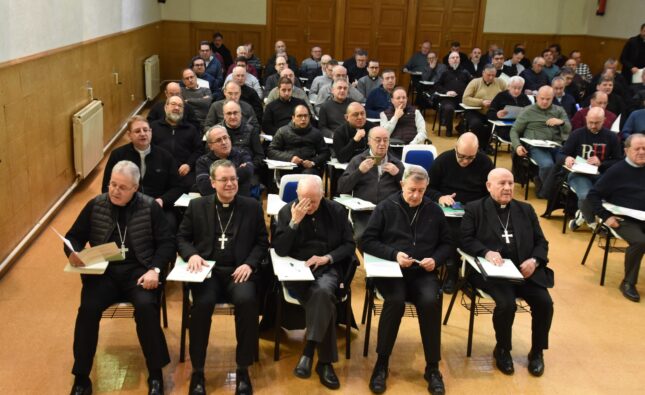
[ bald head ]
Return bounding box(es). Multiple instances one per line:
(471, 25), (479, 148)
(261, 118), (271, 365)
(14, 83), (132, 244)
(332, 65), (348, 80)
(586, 107), (605, 133)
(455, 132), (479, 167)
(488, 167), (513, 182)
(165, 82), (181, 97)
(536, 86), (554, 110)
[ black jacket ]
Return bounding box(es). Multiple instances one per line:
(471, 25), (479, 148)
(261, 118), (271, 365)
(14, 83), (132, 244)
(337, 150), (404, 204)
(332, 121), (376, 163)
(268, 122), (330, 168)
(222, 121), (265, 169)
(195, 148), (254, 197)
(150, 118), (204, 169)
(147, 100), (201, 132)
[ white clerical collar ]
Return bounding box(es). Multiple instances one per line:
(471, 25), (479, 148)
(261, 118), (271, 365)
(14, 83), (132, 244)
(626, 157), (644, 168)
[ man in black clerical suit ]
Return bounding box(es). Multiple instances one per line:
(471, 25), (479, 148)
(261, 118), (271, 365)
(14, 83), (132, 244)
(66, 160), (173, 395)
(460, 168), (554, 377)
(361, 165), (450, 395)
(177, 159), (269, 395)
(272, 176), (356, 390)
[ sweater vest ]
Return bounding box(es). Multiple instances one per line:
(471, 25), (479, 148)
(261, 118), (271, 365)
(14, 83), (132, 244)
(384, 106), (418, 144)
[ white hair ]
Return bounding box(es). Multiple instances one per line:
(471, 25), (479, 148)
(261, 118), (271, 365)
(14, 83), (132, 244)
(112, 160), (140, 185)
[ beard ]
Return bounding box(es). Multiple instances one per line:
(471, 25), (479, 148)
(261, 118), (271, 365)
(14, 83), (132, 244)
(166, 112), (183, 123)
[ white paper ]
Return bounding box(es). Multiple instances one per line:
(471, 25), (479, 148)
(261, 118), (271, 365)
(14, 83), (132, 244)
(501, 105), (523, 119)
(632, 68), (644, 84)
(324, 137), (333, 145)
(333, 196), (376, 211)
(489, 119), (514, 127)
(603, 202), (645, 221)
(267, 194), (287, 216)
(265, 159), (297, 169)
(327, 159), (348, 170)
(441, 206), (465, 218)
(270, 249), (314, 281)
(52, 227), (75, 253)
(363, 253), (403, 278)
(570, 157), (599, 175)
(260, 133), (273, 142)
(419, 80), (434, 85)
(476, 257), (524, 280)
(174, 193), (201, 207)
(520, 138), (561, 148)
(64, 261), (109, 275)
(166, 256), (214, 282)
(611, 114), (621, 133)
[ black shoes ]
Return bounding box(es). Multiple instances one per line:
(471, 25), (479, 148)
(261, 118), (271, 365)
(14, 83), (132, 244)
(443, 278), (456, 294)
(315, 362), (340, 390)
(148, 378), (164, 395)
(235, 369), (253, 395)
(528, 351), (545, 377)
(69, 381), (92, 395)
(493, 346), (514, 375)
(620, 281), (641, 302)
(424, 368), (445, 395)
(294, 355), (313, 378)
(369, 364), (388, 394)
(189, 372), (206, 395)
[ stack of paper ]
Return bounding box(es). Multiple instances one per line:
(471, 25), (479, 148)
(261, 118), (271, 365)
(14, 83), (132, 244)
(363, 253), (403, 278)
(167, 257), (215, 282)
(520, 138), (561, 148)
(475, 257), (524, 282)
(270, 249), (314, 281)
(260, 133), (274, 142)
(570, 156), (599, 175)
(333, 196), (376, 211)
(265, 159), (297, 169)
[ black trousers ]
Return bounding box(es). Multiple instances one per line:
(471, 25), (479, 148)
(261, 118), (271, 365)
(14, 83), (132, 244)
(469, 272), (553, 351)
(72, 264), (169, 376)
(439, 98), (458, 133)
(189, 266), (259, 368)
(444, 217), (462, 282)
(464, 111), (491, 148)
(613, 218), (645, 286)
(286, 266), (339, 363)
(373, 268), (442, 364)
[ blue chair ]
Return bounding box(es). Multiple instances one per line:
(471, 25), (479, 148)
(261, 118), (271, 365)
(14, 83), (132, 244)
(402, 144), (438, 172)
(278, 174), (314, 203)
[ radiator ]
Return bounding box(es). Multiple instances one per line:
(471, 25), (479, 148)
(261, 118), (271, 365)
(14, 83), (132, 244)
(72, 100), (104, 179)
(144, 54), (160, 100)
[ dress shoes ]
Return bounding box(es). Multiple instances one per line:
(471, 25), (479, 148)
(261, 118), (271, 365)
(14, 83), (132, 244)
(493, 346), (514, 375)
(528, 351), (545, 377)
(294, 355), (313, 378)
(235, 369), (253, 395)
(189, 372), (206, 395)
(424, 368), (445, 395)
(368, 364), (388, 394)
(70, 382), (92, 395)
(620, 281), (641, 302)
(315, 362), (340, 390)
(148, 378), (164, 395)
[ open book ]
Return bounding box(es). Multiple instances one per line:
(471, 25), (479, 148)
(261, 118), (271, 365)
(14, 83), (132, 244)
(53, 227), (122, 275)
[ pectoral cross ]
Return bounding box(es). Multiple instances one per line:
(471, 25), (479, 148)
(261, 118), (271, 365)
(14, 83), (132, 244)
(501, 230), (513, 244)
(120, 244), (129, 257)
(218, 233), (228, 250)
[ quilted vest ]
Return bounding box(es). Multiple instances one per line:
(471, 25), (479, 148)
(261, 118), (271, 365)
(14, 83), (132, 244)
(384, 106), (418, 144)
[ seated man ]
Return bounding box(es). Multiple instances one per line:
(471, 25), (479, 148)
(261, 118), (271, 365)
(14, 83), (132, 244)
(264, 40), (298, 78)
(569, 50), (593, 83)
(220, 100), (264, 169)
(563, 107), (622, 230)
(380, 86), (429, 145)
(490, 49), (507, 78)
(268, 105), (330, 176)
(426, 132), (493, 293)
(226, 45), (259, 77)
(264, 55), (289, 95)
(588, 133), (645, 302)
(503, 47), (526, 76)
(559, 64), (586, 103)
(203, 80), (260, 133)
(487, 76), (532, 141)
(519, 57), (549, 95)
(357, 60), (382, 99)
(262, 77), (308, 136)
(434, 51), (473, 136)
(147, 82), (201, 131)
(588, 73), (627, 119)
(315, 65), (364, 109)
(223, 57), (263, 98)
(181, 68), (213, 129)
(150, 96), (203, 191)
(231, 66), (264, 122)
(196, 126), (254, 197)
(542, 49), (560, 82)
(361, 165), (450, 395)
(244, 42), (263, 74)
(337, 126), (404, 240)
(300, 46), (323, 81)
(265, 68), (312, 114)
(272, 176), (356, 390)
(333, 102), (376, 163)
(346, 48), (369, 83)
(622, 98), (645, 139)
(209, 34), (232, 70)
(66, 160), (173, 395)
(403, 40), (432, 74)
(365, 69), (396, 119)
(462, 64), (507, 151)
(102, 116), (183, 230)
(318, 79), (355, 138)
(463, 47), (484, 78)
(441, 41), (468, 65)
(461, 168), (554, 377)
(190, 56), (219, 96)
(420, 51), (447, 84)
(510, 86), (572, 197)
(552, 76), (577, 120)
(309, 58), (336, 104)
(571, 91), (616, 131)
(177, 160), (268, 395)
(198, 41), (224, 89)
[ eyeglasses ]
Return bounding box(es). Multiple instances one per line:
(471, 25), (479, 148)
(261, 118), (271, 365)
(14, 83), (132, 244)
(208, 135), (230, 144)
(214, 177), (239, 183)
(455, 151), (476, 161)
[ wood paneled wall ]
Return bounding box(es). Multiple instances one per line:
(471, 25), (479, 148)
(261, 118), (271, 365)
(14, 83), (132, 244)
(0, 23), (161, 267)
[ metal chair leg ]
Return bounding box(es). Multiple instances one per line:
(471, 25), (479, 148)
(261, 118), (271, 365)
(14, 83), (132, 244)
(346, 289), (352, 359)
(467, 291), (476, 357)
(442, 278), (463, 325)
(581, 225), (600, 265)
(600, 231), (612, 286)
(179, 284), (189, 363)
(363, 286), (374, 357)
(274, 286), (283, 361)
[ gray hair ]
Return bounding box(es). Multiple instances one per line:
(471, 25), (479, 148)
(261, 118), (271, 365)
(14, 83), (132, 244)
(625, 133), (645, 149)
(205, 125), (227, 141)
(112, 160), (140, 185)
(209, 159), (235, 179)
(402, 164), (429, 183)
(508, 75), (525, 87)
(296, 175), (324, 195)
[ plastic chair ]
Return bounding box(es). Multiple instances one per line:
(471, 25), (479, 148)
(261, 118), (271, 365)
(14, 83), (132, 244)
(580, 222), (625, 286)
(278, 174), (315, 203)
(402, 144), (438, 172)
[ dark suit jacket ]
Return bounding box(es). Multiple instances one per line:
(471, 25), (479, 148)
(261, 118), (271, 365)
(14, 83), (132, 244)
(176, 195), (269, 270)
(460, 196), (554, 288)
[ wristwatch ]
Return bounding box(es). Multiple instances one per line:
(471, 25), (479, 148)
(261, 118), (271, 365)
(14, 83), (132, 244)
(152, 267), (161, 274)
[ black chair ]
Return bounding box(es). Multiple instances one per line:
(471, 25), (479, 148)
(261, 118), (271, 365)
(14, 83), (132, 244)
(580, 222), (626, 286)
(442, 249), (529, 357)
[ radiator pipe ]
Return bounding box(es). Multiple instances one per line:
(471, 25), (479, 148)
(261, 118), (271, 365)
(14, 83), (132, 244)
(0, 99), (149, 277)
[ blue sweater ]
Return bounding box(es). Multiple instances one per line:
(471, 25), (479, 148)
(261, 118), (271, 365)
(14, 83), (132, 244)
(622, 109), (645, 139)
(365, 86), (392, 118)
(588, 160), (645, 220)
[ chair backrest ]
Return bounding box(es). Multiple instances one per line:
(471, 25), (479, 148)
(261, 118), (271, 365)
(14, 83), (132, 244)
(278, 174), (314, 203)
(402, 144), (438, 172)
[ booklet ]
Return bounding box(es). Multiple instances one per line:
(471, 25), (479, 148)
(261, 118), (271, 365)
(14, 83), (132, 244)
(570, 156), (599, 175)
(363, 253), (403, 278)
(475, 256), (524, 282)
(270, 249), (314, 281)
(53, 227), (122, 275)
(166, 256), (215, 282)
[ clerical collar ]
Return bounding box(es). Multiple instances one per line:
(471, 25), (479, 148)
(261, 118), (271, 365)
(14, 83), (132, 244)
(214, 194), (236, 208)
(369, 76), (379, 81)
(492, 199), (510, 211)
(135, 146), (151, 156)
(626, 157), (644, 168)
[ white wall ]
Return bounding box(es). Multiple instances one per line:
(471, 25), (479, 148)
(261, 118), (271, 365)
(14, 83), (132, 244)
(484, 0), (642, 38)
(160, 0), (266, 25)
(0, 0), (161, 64)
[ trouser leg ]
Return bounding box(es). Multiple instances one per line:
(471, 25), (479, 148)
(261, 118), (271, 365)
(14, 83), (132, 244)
(188, 275), (220, 370)
(567, 173), (595, 223)
(469, 273), (517, 350)
(409, 271), (443, 363)
(614, 220), (645, 286)
(373, 277), (406, 357)
(516, 282), (553, 351)
(228, 279), (259, 367)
